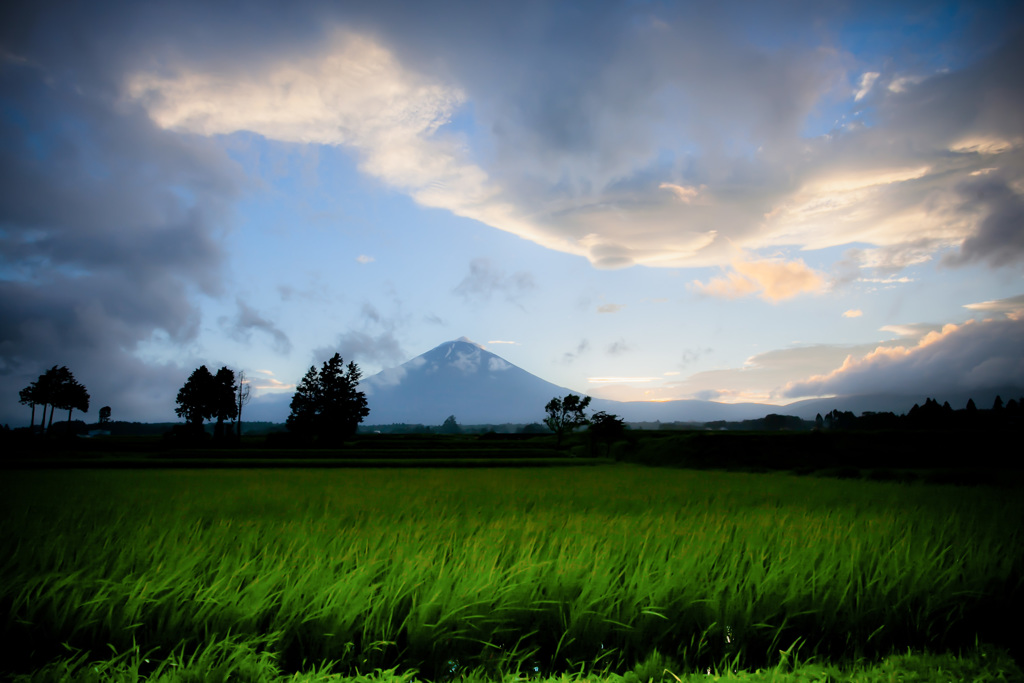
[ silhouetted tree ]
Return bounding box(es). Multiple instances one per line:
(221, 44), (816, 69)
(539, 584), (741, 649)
(174, 365), (237, 440)
(236, 371), (251, 440)
(99, 406), (111, 425)
(22, 366), (85, 434)
(212, 367), (238, 439)
(56, 378), (89, 424)
(544, 394), (592, 447)
(439, 415), (461, 434)
(589, 411), (625, 457)
(18, 382), (39, 434)
(286, 354), (369, 445)
(175, 365), (215, 435)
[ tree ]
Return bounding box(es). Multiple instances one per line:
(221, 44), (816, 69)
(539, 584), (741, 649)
(286, 353), (369, 445)
(19, 382), (40, 434)
(99, 406), (112, 425)
(212, 366), (238, 439)
(588, 411), (625, 457)
(174, 365), (238, 439)
(544, 394), (592, 447)
(21, 366), (85, 434)
(439, 415), (461, 434)
(175, 365), (214, 435)
(56, 378), (90, 424)
(236, 371), (251, 440)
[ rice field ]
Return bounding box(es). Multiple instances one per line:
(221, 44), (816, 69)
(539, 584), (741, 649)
(1, 465), (1021, 681)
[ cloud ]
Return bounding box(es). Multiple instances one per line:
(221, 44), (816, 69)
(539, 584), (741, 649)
(247, 369), (293, 392)
(597, 303), (624, 314)
(588, 376), (659, 383)
(121, 4), (1024, 274)
(607, 339), (630, 355)
(782, 317), (1024, 399)
(225, 299), (292, 354)
(450, 346), (481, 374)
(0, 34), (240, 424)
(356, 255), (375, 264)
(854, 71), (880, 101)
(453, 257), (535, 304)
(942, 174), (1024, 268)
(963, 293), (1024, 319)
(488, 357), (510, 371)
(659, 183), (703, 203)
(843, 309), (863, 318)
(692, 257), (826, 302)
(487, 340), (519, 345)
(314, 330), (405, 370)
(679, 348), (711, 367)
(561, 339), (590, 364)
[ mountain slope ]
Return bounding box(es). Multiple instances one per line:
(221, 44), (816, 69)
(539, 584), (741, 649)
(362, 338), (570, 424)
(361, 338), (781, 425)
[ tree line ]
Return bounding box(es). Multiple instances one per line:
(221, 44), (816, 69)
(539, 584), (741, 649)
(816, 395), (1023, 431)
(171, 352), (368, 445)
(18, 366), (106, 436)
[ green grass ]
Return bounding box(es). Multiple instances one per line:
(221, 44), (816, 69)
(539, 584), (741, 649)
(1, 466), (1021, 681)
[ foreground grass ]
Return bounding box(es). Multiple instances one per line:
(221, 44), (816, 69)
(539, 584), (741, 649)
(14, 645), (1023, 682)
(1, 466), (1021, 680)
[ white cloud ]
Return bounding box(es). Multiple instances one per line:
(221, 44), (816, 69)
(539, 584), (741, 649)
(854, 71), (880, 101)
(887, 74), (925, 93)
(488, 357), (510, 371)
(842, 309), (863, 318)
(356, 254), (374, 264)
(451, 347), (481, 373)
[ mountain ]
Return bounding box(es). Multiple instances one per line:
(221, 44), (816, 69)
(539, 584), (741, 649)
(361, 338), (568, 425)
(360, 338), (780, 426)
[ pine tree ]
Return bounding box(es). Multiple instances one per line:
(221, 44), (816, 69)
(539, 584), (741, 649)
(286, 354), (369, 445)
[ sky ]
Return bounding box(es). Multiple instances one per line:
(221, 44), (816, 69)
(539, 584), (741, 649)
(2, 0), (1023, 426)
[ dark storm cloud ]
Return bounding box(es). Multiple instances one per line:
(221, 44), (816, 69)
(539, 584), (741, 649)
(782, 318), (1024, 400)
(944, 174), (1024, 268)
(0, 3), (242, 425)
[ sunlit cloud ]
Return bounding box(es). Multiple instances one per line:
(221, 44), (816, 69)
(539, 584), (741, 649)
(843, 309), (863, 318)
(949, 136), (1021, 155)
(486, 340), (519, 345)
(783, 317), (1024, 399)
(356, 254), (375, 264)
(964, 293), (1024, 320)
(659, 183), (703, 203)
(588, 377), (661, 383)
(692, 257), (826, 302)
(248, 376), (294, 392)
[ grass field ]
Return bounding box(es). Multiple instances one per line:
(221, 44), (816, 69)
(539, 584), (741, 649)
(1, 465), (1021, 682)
